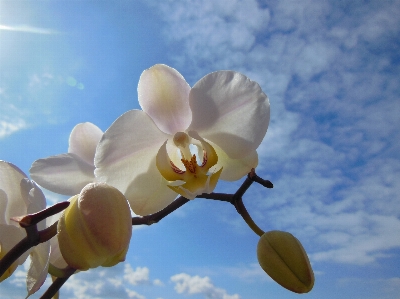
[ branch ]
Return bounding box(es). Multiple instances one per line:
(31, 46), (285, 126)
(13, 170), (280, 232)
(132, 168), (273, 237)
(132, 196), (190, 225)
(40, 268), (75, 299)
(0, 202), (69, 278)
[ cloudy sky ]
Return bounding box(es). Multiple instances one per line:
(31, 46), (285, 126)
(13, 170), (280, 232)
(1, 0), (400, 298)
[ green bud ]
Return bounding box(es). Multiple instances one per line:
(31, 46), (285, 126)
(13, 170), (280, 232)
(257, 230), (314, 293)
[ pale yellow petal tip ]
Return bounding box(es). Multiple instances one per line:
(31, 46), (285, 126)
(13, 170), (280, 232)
(257, 230), (314, 294)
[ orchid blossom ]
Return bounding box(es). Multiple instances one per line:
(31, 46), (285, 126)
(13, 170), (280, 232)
(0, 161), (49, 296)
(95, 64), (270, 216)
(30, 122), (103, 195)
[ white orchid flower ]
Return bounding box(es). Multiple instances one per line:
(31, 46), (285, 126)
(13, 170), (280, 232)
(30, 122), (103, 195)
(0, 161), (49, 296)
(95, 64), (270, 216)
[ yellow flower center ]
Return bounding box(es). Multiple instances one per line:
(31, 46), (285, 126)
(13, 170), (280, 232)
(156, 131), (223, 199)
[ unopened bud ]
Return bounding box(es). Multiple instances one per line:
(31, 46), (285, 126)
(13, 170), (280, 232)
(257, 230), (314, 293)
(57, 183), (132, 271)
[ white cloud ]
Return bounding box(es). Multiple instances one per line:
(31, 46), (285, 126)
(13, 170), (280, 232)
(1, 262), (164, 299)
(123, 265), (150, 286)
(153, 279), (164, 286)
(125, 289), (146, 299)
(171, 273), (240, 299)
(0, 119), (26, 138)
(146, 0), (270, 80)
(184, 263), (271, 283)
(337, 277), (400, 299)
(144, 0), (400, 267)
(61, 264), (149, 299)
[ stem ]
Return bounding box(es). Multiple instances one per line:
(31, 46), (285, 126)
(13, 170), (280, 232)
(39, 222), (58, 243)
(0, 237), (31, 277)
(0, 203), (68, 278)
(40, 269), (75, 299)
(197, 192), (233, 203)
(132, 196), (190, 225)
(249, 170), (273, 188)
(12, 202), (69, 228)
(199, 169), (271, 237)
(234, 198), (264, 237)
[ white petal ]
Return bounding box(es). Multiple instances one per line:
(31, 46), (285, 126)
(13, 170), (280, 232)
(138, 64), (191, 135)
(30, 154), (95, 195)
(0, 161), (28, 223)
(124, 156), (178, 216)
(49, 238), (68, 270)
(209, 140), (258, 181)
(188, 71), (270, 159)
(68, 122), (103, 166)
(47, 213), (68, 269)
(0, 190), (7, 225)
(95, 110), (168, 194)
(24, 181), (47, 230)
(26, 241), (50, 297)
(0, 224), (29, 265)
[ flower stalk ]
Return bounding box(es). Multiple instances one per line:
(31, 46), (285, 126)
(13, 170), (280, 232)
(39, 269), (75, 299)
(2, 169), (273, 297)
(0, 202), (69, 279)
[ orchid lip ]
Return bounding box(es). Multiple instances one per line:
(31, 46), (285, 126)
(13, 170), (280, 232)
(156, 131), (222, 199)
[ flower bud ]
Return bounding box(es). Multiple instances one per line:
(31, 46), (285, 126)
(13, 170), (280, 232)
(57, 183), (132, 271)
(257, 230), (314, 293)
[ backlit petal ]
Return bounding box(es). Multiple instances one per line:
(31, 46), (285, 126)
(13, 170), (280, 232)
(68, 122), (103, 166)
(26, 241), (50, 297)
(0, 190), (7, 225)
(125, 156), (178, 216)
(30, 154), (95, 196)
(0, 161), (28, 224)
(23, 179), (47, 230)
(47, 214), (68, 269)
(188, 71), (270, 159)
(208, 141), (258, 181)
(138, 64), (191, 134)
(95, 110), (168, 195)
(0, 224), (28, 281)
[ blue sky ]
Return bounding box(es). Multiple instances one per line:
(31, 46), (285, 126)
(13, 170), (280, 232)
(1, 0), (400, 298)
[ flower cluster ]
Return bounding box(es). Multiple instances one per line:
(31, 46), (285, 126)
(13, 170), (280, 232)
(31, 64), (270, 216)
(1, 64), (314, 297)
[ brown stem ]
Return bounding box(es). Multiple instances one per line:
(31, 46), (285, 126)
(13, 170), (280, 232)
(0, 203), (69, 278)
(12, 202), (69, 228)
(199, 169), (271, 236)
(40, 269), (75, 299)
(39, 222), (59, 243)
(0, 237), (31, 277)
(132, 196), (190, 225)
(234, 198), (265, 236)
